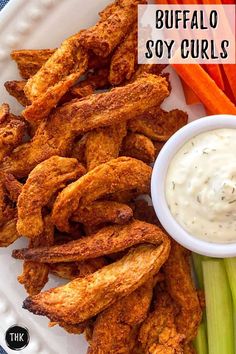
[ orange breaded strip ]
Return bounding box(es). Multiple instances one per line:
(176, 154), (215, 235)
(49, 257), (107, 280)
(133, 64), (168, 79)
(22, 68), (88, 125)
(21, 221), (170, 324)
(2, 173), (23, 202)
(88, 280), (153, 354)
(128, 108), (188, 142)
(52, 157), (151, 232)
(18, 215), (54, 295)
(109, 23), (137, 85)
(139, 288), (185, 354)
(121, 133), (155, 163)
(4, 81), (30, 107)
(70, 135), (88, 164)
(85, 123), (126, 171)
(0, 177), (17, 225)
(17, 156), (85, 238)
(1, 74), (169, 178)
(80, 0), (146, 57)
(163, 241), (202, 342)
(12, 219), (167, 263)
(0, 104), (26, 163)
(72, 200), (133, 226)
(0, 218), (18, 247)
(11, 49), (56, 79)
(24, 35), (87, 101)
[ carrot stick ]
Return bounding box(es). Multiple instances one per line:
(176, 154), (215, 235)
(203, 64), (225, 91)
(222, 65), (236, 103)
(181, 79), (200, 105)
(172, 63), (236, 114)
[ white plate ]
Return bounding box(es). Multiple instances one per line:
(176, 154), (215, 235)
(0, 1), (206, 353)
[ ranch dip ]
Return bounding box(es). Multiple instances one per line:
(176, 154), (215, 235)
(165, 128), (236, 243)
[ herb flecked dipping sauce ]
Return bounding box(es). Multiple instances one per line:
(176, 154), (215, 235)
(165, 128), (236, 243)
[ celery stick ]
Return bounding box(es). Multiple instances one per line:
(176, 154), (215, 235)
(203, 259), (234, 354)
(224, 258), (236, 307)
(193, 322), (208, 354)
(224, 258), (236, 353)
(192, 253), (208, 354)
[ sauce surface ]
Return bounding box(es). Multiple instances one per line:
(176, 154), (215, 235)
(165, 128), (236, 243)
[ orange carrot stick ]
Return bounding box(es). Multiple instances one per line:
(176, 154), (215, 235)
(222, 65), (236, 103)
(203, 64), (225, 91)
(172, 63), (236, 114)
(181, 79), (200, 105)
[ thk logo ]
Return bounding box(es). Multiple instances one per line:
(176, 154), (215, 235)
(5, 325), (29, 351)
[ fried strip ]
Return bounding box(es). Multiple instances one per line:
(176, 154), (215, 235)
(24, 35), (86, 101)
(72, 200), (133, 226)
(121, 133), (155, 164)
(1, 74), (169, 178)
(2, 173), (22, 202)
(70, 135), (88, 164)
(49, 320), (89, 335)
(109, 23), (137, 85)
(52, 157), (151, 232)
(163, 241), (202, 342)
(13, 219), (167, 263)
(18, 215), (54, 295)
(4, 81), (30, 107)
(85, 123), (126, 171)
(0, 104), (26, 163)
(23, 36), (88, 123)
(128, 108), (188, 142)
(23, 69), (89, 125)
(49, 257), (107, 280)
(80, 0), (146, 57)
(17, 156), (85, 238)
(88, 280), (153, 354)
(22, 223), (170, 324)
(133, 64), (167, 79)
(11, 49), (56, 79)
(139, 288), (185, 354)
(0, 218), (18, 247)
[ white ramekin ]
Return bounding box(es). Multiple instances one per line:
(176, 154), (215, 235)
(151, 114), (236, 258)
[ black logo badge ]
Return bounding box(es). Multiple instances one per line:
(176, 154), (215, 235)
(5, 325), (29, 351)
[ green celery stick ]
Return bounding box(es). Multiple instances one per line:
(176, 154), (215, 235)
(203, 259), (234, 354)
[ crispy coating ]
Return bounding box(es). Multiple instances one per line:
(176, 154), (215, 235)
(163, 241), (202, 342)
(72, 200), (133, 226)
(133, 64), (167, 79)
(183, 344), (196, 354)
(109, 23), (137, 85)
(70, 135), (88, 164)
(49, 320), (89, 335)
(17, 156), (85, 238)
(0, 104), (26, 163)
(139, 289), (185, 354)
(80, 0), (146, 57)
(0, 218), (18, 247)
(18, 215), (54, 295)
(0, 178), (17, 225)
(11, 49), (56, 79)
(85, 123), (126, 171)
(2, 173), (22, 202)
(88, 280), (153, 354)
(22, 222), (170, 324)
(49, 257), (107, 280)
(4, 81), (30, 107)
(13, 219), (168, 264)
(128, 108), (188, 142)
(52, 157), (151, 232)
(121, 133), (155, 164)
(1, 74), (169, 178)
